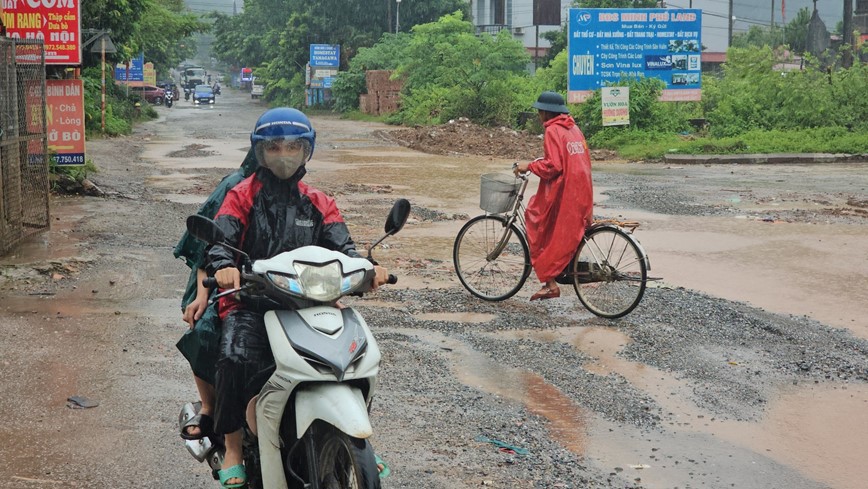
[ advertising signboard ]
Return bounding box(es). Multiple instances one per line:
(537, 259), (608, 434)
(115, 54), (145, 84)
(601, 87), (629, 126)
(568, 8), (702, 103)
(2, 0), (82, 65)
(45, 79), (85, 166)
(309, 44), (340, 68)
(241, 67), (253, 82)
(144, 62), (156, 86)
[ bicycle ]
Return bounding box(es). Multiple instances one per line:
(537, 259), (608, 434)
(453, 168), (652, 319)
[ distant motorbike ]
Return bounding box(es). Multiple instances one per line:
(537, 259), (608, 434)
(166, 92), (174, 108)
(212, 83), (221, 95)
(184, 89), (191, 101)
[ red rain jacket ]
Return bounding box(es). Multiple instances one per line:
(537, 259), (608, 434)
(524, 114), (594, 283)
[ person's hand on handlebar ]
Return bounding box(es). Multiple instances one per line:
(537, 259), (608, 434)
(513, 161), (531, 176)
(371, 265), (389, 291)
(215, 267), (241, 290)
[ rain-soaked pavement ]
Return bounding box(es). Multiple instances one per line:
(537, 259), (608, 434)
(1, 83), (866, 488)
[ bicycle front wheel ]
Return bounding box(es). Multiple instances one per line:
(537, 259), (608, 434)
(572, 226), (647, 319)
(454, 215), (532, 301)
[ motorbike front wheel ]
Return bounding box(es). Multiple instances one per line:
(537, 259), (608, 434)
(289, 421), (380, 489)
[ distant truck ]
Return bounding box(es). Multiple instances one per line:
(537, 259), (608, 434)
(251, 78), (264, 99)
(183, 66), (207, 90)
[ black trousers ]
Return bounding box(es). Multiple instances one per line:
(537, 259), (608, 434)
(213, 308), (276, 435)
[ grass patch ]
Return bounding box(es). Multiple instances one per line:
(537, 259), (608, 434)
(591, 127), (868, 160)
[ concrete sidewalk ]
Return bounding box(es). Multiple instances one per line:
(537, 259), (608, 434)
(663, 153), (868, 164)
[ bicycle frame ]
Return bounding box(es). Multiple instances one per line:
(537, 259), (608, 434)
(485, 174), (529, 262)
(576, 223), (651, 282)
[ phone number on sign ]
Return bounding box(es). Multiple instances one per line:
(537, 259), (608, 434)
(54, 155), (85, 165)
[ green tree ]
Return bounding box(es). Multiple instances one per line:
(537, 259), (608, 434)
(81, 0), (207, 72)
(396, 11), (531, 124)
(783, 7), (811, 53)
(134, 0), (209, 74)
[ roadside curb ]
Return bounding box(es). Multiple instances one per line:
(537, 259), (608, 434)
(662, 153), (868, 164)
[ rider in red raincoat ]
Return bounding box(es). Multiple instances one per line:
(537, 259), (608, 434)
(514, 92), (594, 301)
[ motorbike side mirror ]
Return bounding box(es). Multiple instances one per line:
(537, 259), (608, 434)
(385, 198), (411, 235)
(367, 199), (411, 259)
(186, 215), (225, 245)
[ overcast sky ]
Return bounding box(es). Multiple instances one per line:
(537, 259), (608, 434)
(666, 0), (845, 52)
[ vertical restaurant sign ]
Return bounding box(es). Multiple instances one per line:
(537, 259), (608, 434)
(46, 79), (85, 166)
(601, 87), (629, 126)
(2, 0), (82, 65)
(144, 62), (156, 86)
(568, 8), (701, 103)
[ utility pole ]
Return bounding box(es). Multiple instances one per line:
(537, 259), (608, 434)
(771, 0), (775, 27)
(843, 0), (854, 67)
(728, 0), (734, 47)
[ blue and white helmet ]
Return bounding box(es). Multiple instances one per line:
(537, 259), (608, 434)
(250, 107), (316, 163)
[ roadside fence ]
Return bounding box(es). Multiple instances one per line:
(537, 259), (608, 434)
(0, 38), (49, 256)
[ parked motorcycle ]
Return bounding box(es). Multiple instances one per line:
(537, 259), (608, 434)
(179, 198), (410, 489)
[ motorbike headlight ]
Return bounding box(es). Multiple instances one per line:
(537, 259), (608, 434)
(267, 272), (302, 295)
(340, 269), (367, 294)
(293, 262), (344, 302)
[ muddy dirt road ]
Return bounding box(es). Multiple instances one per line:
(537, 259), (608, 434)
(1, 86), (867, 489)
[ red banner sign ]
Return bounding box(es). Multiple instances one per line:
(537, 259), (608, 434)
(46, 79), (85, 165)
(2, 0), (82, 65)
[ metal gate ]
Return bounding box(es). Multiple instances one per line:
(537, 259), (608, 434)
(0, 38), (48, 256)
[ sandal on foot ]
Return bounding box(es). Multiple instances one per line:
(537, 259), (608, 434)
(180, 412), (214, 440)
(530, 286), (560, 301)
(375, 454), (391, 479)
(218, 464), (247, 488)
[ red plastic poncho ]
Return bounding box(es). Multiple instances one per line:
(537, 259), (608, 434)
(524, 114), (594, 283)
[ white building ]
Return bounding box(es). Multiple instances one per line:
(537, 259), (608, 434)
(469, 0), (574, 61)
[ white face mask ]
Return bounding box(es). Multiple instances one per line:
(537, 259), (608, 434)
(263, 154), (305, 180)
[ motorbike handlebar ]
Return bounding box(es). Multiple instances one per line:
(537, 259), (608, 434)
(202, 277), (218, 289)
(387, 274), (398, 285)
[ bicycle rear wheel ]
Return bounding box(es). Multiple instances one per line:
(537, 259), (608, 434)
(453, 215), (532, 301)
(572, 225), (647, 319)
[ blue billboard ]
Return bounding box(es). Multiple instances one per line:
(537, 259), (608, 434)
(114, 54), (145, 82)
(309, 44), (340, 68)
(567, 9), (702, 103)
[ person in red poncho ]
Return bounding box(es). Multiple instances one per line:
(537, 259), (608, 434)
(514, 91), (594, 301)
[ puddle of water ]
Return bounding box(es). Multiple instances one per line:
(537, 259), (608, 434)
(141, 139), (247, 171)
(640, 215), (868, 337)
(398, 329), (589, 455)
(497, 326), (868, 487)
(714, 385), (868, 489)
(413, 312), (496, 323)
(156, 193), (207, 205)
(145, 172), (204, 190)
(0, 197), (99, 264)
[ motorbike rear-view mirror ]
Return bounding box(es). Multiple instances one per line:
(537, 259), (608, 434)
(186, 215), (225, 245)
(385, 198), (411, 235)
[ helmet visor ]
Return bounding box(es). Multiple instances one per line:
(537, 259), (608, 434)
(255, 137), (312, 179)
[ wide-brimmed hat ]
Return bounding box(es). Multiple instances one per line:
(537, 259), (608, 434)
(532, 91), (569, 114)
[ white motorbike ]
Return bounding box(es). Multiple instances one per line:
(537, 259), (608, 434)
(179, 199), (410, 489)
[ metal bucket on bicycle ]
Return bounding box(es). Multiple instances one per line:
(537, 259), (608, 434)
(453, 166), (653, 319)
